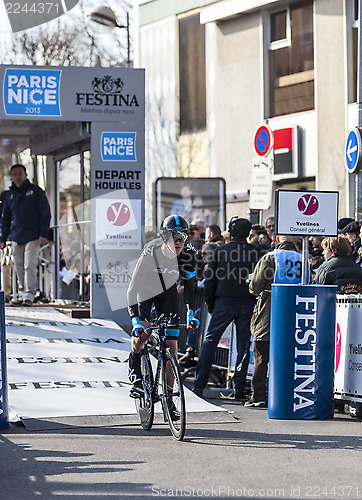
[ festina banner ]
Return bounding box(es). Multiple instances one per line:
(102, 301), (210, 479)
(0, 66), (145, 122)
(6, 307), (222, 421)
(269, 284), (337, 420)
(334, 298), (362, 401)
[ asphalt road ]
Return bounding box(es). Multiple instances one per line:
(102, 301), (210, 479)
(0, 391), (361, 500)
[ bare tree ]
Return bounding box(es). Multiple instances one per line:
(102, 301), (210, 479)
(0, 1), (131, 67)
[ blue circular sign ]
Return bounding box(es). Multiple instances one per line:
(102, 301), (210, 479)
(345, 128), (361, 173)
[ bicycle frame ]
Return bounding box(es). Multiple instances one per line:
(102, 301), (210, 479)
(144, 323), (183, 412)
(136, 316), (187, 439)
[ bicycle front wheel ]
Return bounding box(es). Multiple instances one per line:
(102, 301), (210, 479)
(135, 349), (154, 431)
(162, 347), (186, 440)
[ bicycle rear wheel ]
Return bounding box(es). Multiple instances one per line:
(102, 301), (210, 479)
(135, 348), (154, 431)
(162, 347), (186, 440)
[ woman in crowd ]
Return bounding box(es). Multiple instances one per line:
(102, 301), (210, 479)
(313, 235), (362, 294)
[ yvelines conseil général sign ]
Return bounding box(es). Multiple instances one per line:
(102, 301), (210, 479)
(275, 190), (339, 237)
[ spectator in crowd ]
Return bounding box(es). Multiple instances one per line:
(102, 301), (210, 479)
(179, 242), (218, 367)
(0, 164), (51, 306)
(193, 217), (261, 400)
(191, 219), (206, 239)
(341, 221), (361, 263)
(337, 217), (354, 233)
(265, 216), (275, 240)
(358, 221), (362, 267)
(309, 255), (325, 281)
(188, 224), (199, 241)
(221, 230), (230, 244)
(205, 224), (225, 245)
(246, 235), (302, 408)
(265, 216), (276, 249)
(313, 235), (362, 293)
(309, 235), (323, 257)
(248, 224), (265, 245)
(258, 231), (271, 247)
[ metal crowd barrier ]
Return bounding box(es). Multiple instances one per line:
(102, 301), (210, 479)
(0, 241), (55, 302)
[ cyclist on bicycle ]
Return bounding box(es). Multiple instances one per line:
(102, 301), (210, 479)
(127, 215), (200, 409)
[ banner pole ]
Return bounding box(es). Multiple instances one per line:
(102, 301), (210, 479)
(301, 236), (309, 285)
(0, 291), (8, 429)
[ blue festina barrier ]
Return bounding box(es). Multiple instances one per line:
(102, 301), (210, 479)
(0, 291), (8, 429)
(268, 284), (337, 420)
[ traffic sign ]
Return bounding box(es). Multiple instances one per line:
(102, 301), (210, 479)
(345, 128), (361, 173)
(249, 158), (273, 210)
(254, 123), (273, 157)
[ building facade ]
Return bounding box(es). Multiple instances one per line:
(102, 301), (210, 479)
(135, 0), (359, 224)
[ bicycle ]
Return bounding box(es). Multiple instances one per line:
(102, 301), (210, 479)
(133, 314), (188, 441)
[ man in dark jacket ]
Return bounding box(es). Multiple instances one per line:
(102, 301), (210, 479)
(193, 217), (262, 399)
(0, 164), (51, 306)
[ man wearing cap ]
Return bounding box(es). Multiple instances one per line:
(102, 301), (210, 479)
(337, 217), (354, 233)
(193, 217), (262, 400)
(341, 220), (361, 263)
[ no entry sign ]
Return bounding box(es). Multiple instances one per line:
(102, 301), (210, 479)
(254, 124), (273, 157)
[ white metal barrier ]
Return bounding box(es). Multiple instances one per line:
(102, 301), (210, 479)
(334, 294), (362, 405)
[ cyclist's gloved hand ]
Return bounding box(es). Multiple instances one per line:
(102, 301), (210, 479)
(131, 317), (144, 337)
(187, 310), (200, 329)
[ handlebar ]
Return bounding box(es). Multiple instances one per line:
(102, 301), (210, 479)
(142, 314), (187, 334)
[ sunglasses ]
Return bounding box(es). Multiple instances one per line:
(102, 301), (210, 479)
(172, 232), (187, 243)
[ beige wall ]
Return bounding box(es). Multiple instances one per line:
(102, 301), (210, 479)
(315, 0), (347, 216)
(177, 131), (209, 177)
(207, 12), (262, 220)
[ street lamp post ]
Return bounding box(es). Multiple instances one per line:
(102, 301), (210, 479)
(88, 6), (131, 67)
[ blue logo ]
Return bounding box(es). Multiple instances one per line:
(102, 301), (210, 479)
(3, 68), (62, 116)
(101, 132), (137, 162)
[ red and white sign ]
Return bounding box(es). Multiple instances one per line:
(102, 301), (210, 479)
(273, 127), (293, 154)
(272, 126), (299, 180)
(254, 124), (273, 157)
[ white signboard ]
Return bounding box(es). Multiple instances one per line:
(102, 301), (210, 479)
(275, 190), (338, 236)
(249, 159), (273, 210)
